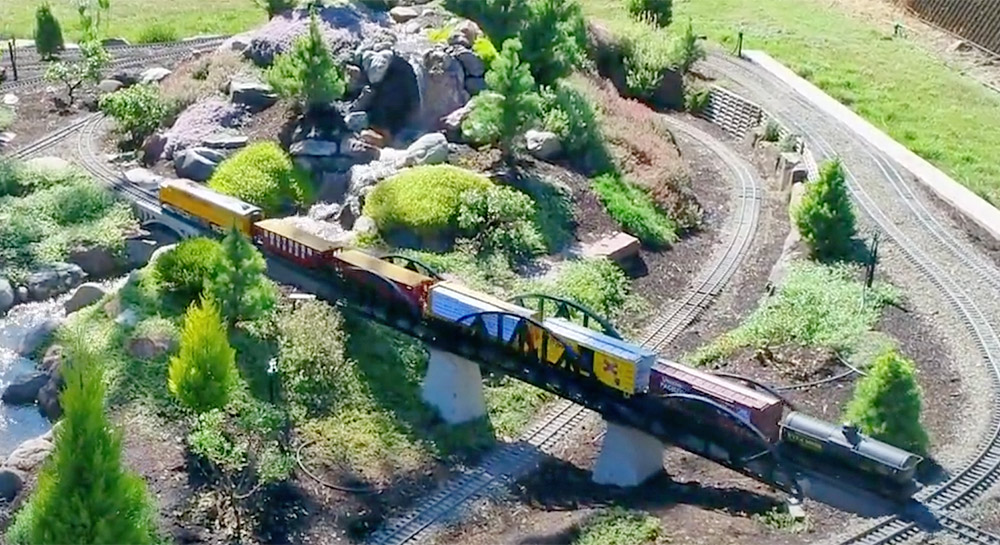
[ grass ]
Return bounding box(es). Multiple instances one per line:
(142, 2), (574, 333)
(0, 0), (265, 44)
(752, 506), (812, 533)
(135, 23), (180, 44)
(591, 173), (678, 247)
(579, 0), (1000, 206)
(690, 261), (898, 365)
(573, 508), (662, 545)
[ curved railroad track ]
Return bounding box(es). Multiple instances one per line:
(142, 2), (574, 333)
(700, 52), (1000, 545)
(367, 113), (766, 545)
(0, 37), (225, 93)
(4, 112), (97, 160)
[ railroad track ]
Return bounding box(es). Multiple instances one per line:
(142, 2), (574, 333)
(0, 37), (224, 93)
(700, 52), (1000, 545)
(4, 113), (98, 160)
(367, 114), (765, 545)
(75, 114), (160, 209)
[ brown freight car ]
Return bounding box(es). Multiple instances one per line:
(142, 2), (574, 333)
(331, 249), (437, 313)
(650, 360), (784, 441)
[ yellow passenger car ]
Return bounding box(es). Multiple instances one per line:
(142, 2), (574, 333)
(159, 179), (263, 236)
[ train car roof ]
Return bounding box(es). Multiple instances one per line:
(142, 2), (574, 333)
(654, 359), (781, 411)
(783, 412), (922, 471)
(544, 317), (655, 364)
(337, 249), (436, 287)
(253, 219), (344, 253)
(432, 281), (537, 318)
(160, 178), (262, 216)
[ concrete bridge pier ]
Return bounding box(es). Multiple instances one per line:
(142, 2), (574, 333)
(421, 348), (486, 424)
(592, 420), (666, 487)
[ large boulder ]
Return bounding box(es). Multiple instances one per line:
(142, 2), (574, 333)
(124, 167), (165, 191)
(389, 6), (420, 23)
(454, 48), (485, 78)
(363, 50), (395, 85)
(246, 4), (392, 66)
(411, 48), (469, 130)
(0, 277), (13, 314)
(127, 333), (176, 361)
(229, 79), (278, 112)
(142, 132), (168, 165)
(404, 132), (449, 166)
(5, 436), (54, 473)
(0, 468), (25, 502)
(97, 79), (124, 94)
(162, 98), (247, 159)
(290, 139), (340, 157)
(525, 130), (563, 160)
(67, 245), (120, 278)
(1, 373), (49, 405)
(174, 147), (224, 182)
(17, 318), (62, 357)
(64, 282), (107, 313)
(37, 380), (62, 421)
(25, 263), (86, 302)
(441, 104), (471, 142)
(140, 67), (172, 84)
(451, 20), (483, 47)
(345, 111), (369, 132)
(340, 137), (380, 164)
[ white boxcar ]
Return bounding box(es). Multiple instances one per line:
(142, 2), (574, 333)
(544, 317), (655, 395)
(427, 281), (537, 343)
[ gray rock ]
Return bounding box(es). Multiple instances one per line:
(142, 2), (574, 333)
(140, 67), (172, 84)
(1, 373), (49, 405)
(127, 332), (176, 360)
(97, 79), (123, 94)
(2, 93), (19, 106)
(0, 468), (25, 502)
(441, 104), (471, 142)
(219, 33), (252, 54)
(124, 167), (164, 191)
(389, 6), (420, 23)
(37, 379), (61, 420)
(404, 132), (449, 166)
(452, 20), (483, 45)
(351, 85), (376, 113)
(363, 50), (394, 85)
(353, 215), (377, 236)
(101, 37), (130, 47)
(115, 308), (140, 328)
(412, 48), (469, 129)
(17, 318), (62, 356)
(142, 132), (167, 165)
(39, 345), (63, 377)
(0, 132), (15, 145)
(15, 287), (28, 303)
(345, 64), (366, 95)
(68, 245), (120, 278)
(338, 199), (359, 230)
(525, 129), (562, 160)
(174, 147), (222, 182)
(320, 173), (350, 203)
(455, 49), (485, 78)
(464, 76), (486, 95)
(5, 436), (54, 473)
(64, 282), (107, 313)
(25, 264), (85, 302)
(290, 139), (340, 157)
(111, 69), (141, 86)
(201, 133), (248, 150)
(340, 137), (380, 164)
(345, 111), (369, 132)
(0, 277), (13, 314)
(230, 80), (278, 111)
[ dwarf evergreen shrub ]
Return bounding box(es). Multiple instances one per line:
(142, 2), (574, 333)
(266, 8), (346, 114)
(153, 237), (223, 301)
(34, 4), (64, 60)
(457, 185), (545, 263)
(207, 226), (277, 325)
(208, 141), (312, 214)
(794, 159), (857, 261)
(625, 0), (672, 27)
(168, 296), (238, 413)
(845, 349), (929, 455)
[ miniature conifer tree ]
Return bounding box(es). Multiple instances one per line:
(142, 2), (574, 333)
(845, 349), (929, 455)
(209, 225), (276, 325)
(795, 158), (857, 261)
(168, 296), (238, 413)
(266, 7), (346, 115)
(34, 3), (65, 61)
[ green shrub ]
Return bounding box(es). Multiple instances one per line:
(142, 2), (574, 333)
(625, 0), (672, 27)
(574, 507), (661, 545)
(519, 0), (588, 85)
(99, 84), (169, 146)
(794, 159), (857, 261)
(845, 348), (929, 455)
(763, 119), (781, 142)
(363, 165), (492, 238)
(540, 80), (603, 162)
(208, 141), (312, 214)
(277, 300), (351, 414)
(256, 0), (295, 18)
(457, 185), (545, 263)
(472, 36), (499, 68)
(591, 173), (677, 247)
(168, 297), (238, 413)
(691, 261), (898, 365)
(10, 341), (157, 544)
(618, 24), (674, 99)
(153, 237), (223, 301)
(135, 23), (179, 44)
(546, 258), (635, 322)
(427, 26), (453, 43)
(34, 3), (64, 60)
(684, 86), (711, 113)
(669, 18), (705, 74)
(207, 226), (277, 325)
(44, 39), (110, 105)
(266, 9), (346, 114)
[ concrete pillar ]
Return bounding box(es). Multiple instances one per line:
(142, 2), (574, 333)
(421, 348), (487, 424)
(592, 420), (665, 487)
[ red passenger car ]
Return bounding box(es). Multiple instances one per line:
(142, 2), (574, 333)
(252, 219), (343, 269)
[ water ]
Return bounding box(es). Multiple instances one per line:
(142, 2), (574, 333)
(0, 298), (66, 459)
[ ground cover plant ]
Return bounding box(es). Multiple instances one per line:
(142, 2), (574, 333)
(579, 0), (1000, 205)
(691, 261), (898, 365)
(1, 0), (265, 43)
(573, 507), (662, 545)
(208, 141), (313, 215)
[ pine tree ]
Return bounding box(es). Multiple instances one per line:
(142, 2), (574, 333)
(485, 38), (542, 164)
(794, 159), (857, 261)
(14, 340), (156, 544)
(265, 7), (345, 115)
(209, 225), (276, 325)
(34, 3), (65, 61)
(845, 349), (929, 455)
(518, 0), (587, 85)
(671, 19), (705, 74)
(168, 296), (238, 413)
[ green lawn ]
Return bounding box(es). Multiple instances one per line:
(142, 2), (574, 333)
(580, 0), (1000, 206)
(0, 0), (264, 43)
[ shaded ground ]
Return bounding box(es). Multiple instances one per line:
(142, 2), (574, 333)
(1, 88), (93, 154)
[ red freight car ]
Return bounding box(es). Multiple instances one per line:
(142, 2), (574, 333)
(330, 249), (437, 314)
(253, 219), (343, 269)
(650, 360), (784, 441)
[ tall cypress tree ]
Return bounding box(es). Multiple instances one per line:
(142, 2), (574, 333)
(209, 225), (275, 325)
(168, 296), (238, 413)
(794, 159), (857, 261)
(14, 341), (156, 544)
(845, 349), (929, 455)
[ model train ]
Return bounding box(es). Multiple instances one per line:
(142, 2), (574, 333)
(158, 178), (923, 499)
